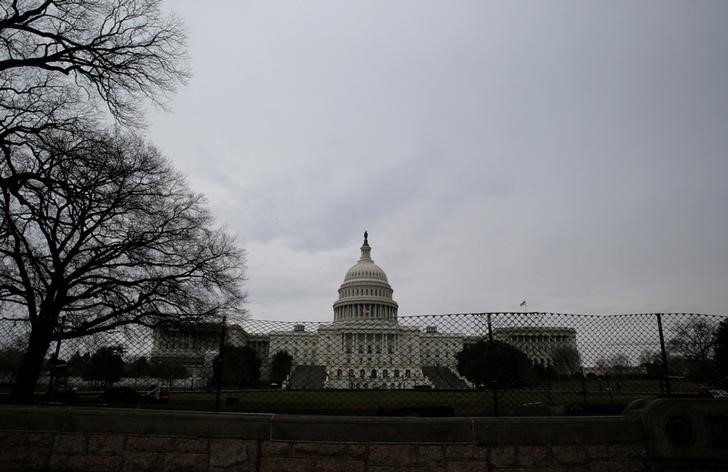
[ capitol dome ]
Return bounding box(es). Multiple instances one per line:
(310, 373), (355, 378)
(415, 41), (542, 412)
(333, 232), (398, 323)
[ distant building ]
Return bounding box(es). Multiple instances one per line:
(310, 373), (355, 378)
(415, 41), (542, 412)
(152, 233), (580, 389)
(150, 321), (245, 381)
(492, 327), (578, 367)
(268, 232), (457, 389)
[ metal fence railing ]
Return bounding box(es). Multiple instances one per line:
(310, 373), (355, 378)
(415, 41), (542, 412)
(1, 312), (726, 416)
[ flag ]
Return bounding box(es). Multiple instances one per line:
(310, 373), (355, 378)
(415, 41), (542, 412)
(520, 300), (526, 307)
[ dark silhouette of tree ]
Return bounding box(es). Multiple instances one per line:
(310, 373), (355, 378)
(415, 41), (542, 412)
(605, 353), (632, 389)
(68, 351), (91, 377)
(668, 317), (718, 382)
(551, 345), (582, 377)
(83, 346), (124, 389)
(270, 350), (293, 387)
(0, 340), (24, 384)
(638, 350), (663, 379)
(715, 319), (728, 383)
(3, 129), (245, 402)
(0, 0), (188, 130)
(125, 356), (152, 378)
(608, 353), (631, 372)
(0, 1), (190, 221)
(456, 340), (533, 388)
(149, 359), (189, 389)
(213, 345), (261, 389)
(668, 317), (718, 363)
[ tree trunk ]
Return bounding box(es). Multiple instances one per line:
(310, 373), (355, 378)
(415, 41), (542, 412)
(10, 320), (54, 404)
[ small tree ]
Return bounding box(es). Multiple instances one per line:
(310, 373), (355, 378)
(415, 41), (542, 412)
(150, 359), (189, 389)
(668, 317), (718, 382)
(270, 351), (293, 387)
(715, 319), (728, 383)
(68, 351), (91, 377)
(668, 317), (718, 363)
(638, 350), (663, 378)
(0, 343), (24, 384)
(125, 357), (152, 378)
(83, 346), (125, 389)
(213, 345), (261, 389)
(551, 346), (582, 377)
(456, 340), (533, 388)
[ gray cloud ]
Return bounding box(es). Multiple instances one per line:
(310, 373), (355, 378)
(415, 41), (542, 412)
(150, 0), (728, 320)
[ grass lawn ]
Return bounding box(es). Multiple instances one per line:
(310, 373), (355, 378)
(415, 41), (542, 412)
(12, 377), (696, 416)
(151, 377), (685, 416)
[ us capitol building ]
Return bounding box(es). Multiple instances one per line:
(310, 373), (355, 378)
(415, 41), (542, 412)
(151, 232), (579, 389)
(268, 232), (465, 389)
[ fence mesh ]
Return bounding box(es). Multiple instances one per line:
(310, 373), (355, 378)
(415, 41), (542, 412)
(1, 312), (725, 416)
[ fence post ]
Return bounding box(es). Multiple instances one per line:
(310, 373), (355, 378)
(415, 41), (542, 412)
(546, 366), (552, 412)
(46, 316), (65, 402)
(487, 313), (498, 417)
(656, 313), (672, 396)
(215, 315), (227, 412)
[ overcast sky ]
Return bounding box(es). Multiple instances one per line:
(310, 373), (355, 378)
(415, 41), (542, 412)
(149, 1), (728, 321)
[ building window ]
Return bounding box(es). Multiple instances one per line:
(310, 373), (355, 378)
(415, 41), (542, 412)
(370, 369), (377, 379)
(383, 369), (389, 378)
(359, 369), (365, 379)
(405, 369), (411, 378)
(394, 369), (400, 378)
(336, 369), (342, 378)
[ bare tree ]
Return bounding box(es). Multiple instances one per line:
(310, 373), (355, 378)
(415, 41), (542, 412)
(1, 1), (190, 270)
(1, 128), (245, 402)
(0, 0), (188, 126)
(668, 317), (717, 363)
(715, 319), (728, 381)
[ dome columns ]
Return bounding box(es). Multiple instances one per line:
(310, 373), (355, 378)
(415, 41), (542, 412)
(333, 232), (399, 324)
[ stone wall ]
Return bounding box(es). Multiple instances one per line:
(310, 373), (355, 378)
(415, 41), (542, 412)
(1, 400), (725, 471)
(0, 431), (647, 472)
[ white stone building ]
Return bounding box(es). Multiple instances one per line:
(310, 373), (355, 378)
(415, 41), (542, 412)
(152, 233), (581, 389)
(268, 233), (466, 389)
(150, 322), (246, 382)
(493, 327), (578, 368)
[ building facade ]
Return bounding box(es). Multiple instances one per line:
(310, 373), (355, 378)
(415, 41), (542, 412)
(152, 233), (580, 389)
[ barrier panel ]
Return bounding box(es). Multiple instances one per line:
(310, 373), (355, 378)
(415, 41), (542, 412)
(1, 312), (726, 415)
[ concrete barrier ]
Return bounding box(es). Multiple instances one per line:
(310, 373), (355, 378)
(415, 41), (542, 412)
(636, 398), (728, 471)
(0, 400), (722, 471)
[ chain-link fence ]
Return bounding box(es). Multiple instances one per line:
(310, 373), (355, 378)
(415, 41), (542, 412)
(1, 312), (725, 416)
